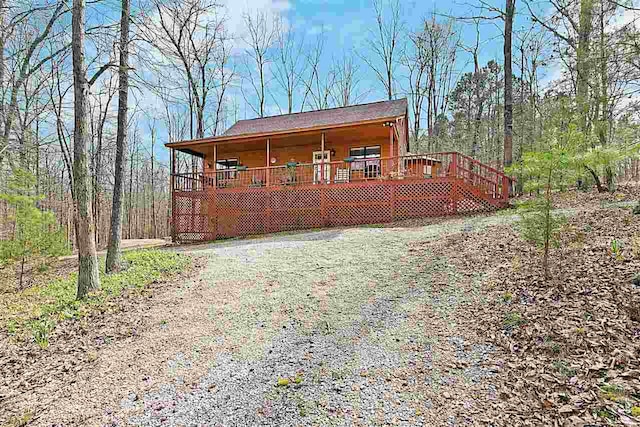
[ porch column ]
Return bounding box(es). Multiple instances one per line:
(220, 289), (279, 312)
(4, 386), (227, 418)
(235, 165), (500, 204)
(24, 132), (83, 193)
(213, 144), (218, 189)
(321, 132), (325, 183)
(170, 148), (176, 242)
(389, 123), (394, 173)
(266, 138), (270, 187)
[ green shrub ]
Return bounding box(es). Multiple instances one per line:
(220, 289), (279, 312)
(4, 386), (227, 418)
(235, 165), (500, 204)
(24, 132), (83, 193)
(0, 169), (70, 285)
(30, 318), (54, 349)
(508, 144), (577, 279)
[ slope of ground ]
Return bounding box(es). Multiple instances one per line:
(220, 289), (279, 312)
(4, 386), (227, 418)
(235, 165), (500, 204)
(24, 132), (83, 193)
(1, 189), (638, 426)
(425, 191), (640, 425)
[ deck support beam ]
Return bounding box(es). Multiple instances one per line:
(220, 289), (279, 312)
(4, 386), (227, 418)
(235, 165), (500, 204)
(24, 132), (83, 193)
(170, 148), (176, 242)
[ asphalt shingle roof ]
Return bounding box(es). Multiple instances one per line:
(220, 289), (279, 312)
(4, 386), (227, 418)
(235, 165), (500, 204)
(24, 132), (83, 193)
(222, 98), (407, 137)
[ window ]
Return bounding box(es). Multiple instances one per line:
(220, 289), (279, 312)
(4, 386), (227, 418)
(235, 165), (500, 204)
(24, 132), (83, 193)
(350, 146), (381, 177)
(216, 158), (238, 170)
(216, 158), (238, 183)
(350, 146), (381, 159)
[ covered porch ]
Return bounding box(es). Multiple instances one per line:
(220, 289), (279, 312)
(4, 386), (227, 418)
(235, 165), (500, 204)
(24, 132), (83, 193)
(167, 118), (444, 191)
(172, 153), (446, 192)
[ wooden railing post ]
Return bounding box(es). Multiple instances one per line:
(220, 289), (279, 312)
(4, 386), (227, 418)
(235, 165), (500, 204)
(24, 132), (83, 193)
(451, 152), (458, 179)
(502, 175), (510, 201)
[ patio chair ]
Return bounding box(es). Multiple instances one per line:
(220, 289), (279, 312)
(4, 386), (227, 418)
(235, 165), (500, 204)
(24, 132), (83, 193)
(335, 168), (350, 183)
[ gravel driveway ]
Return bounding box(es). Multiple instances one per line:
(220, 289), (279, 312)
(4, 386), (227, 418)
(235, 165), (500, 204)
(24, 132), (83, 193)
(108, 215), (514, 427)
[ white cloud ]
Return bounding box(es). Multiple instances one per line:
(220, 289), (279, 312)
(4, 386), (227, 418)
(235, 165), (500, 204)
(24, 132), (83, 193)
(221, 0), (292, 40)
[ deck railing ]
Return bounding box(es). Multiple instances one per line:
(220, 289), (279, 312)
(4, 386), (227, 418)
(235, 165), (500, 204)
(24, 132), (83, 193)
(172, 152), (511, 201)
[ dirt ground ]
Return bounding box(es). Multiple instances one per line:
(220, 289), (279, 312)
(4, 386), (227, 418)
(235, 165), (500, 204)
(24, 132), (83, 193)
(1, 190), (639, 426)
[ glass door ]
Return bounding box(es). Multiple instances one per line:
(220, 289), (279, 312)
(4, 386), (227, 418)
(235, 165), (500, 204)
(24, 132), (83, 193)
(313, 151), (331, 184)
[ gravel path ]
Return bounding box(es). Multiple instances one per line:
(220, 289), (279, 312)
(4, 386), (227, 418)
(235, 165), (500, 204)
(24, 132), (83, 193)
(112, 214), (515, 427)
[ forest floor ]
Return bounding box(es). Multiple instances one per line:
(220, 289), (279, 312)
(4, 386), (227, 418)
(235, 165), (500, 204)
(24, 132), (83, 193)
(1, 189), (639, 426)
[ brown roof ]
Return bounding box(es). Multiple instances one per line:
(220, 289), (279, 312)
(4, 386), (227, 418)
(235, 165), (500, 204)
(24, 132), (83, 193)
(165, 98), (408, 149)
(222, 98), (407, 137)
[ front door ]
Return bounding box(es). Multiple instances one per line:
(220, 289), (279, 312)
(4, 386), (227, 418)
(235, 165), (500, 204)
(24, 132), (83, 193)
(313, 151), (331, 184)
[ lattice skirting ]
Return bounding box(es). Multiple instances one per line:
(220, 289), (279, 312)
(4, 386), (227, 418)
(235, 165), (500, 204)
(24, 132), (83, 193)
(172, 177), (501, 242)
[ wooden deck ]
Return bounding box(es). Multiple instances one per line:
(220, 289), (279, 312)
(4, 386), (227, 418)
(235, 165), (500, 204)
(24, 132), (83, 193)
(170, 152), (511, 242)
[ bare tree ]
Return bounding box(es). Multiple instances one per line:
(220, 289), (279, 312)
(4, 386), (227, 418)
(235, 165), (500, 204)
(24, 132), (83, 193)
(242, 10), (275, 118)
(1, 1), (67, 168)
(147, 0), (226, 138)
(300, 33), (335, 111)
(504, 0), (515, 170)
(525, 0), (595, 132)
(403, 24), (428, 144)
(106, 0), (130, 273)
(211, 31), (233, 136)
(330, 55), (365, 107)
(72, 0), (100, 298)
(91, 74), (117, 245)
(273, 15), (306, 114)
(461, 20), (484, 159)
(456, 1), (515, 168)
(149, 121), (157, 238)
(362, 0), (403, 100)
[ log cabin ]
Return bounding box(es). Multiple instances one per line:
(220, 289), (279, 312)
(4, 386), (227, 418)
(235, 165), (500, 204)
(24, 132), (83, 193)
(166, 98), (511, 241)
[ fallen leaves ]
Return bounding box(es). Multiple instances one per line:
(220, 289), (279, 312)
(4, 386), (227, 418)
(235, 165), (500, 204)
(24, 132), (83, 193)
(420, 189), (640, 424)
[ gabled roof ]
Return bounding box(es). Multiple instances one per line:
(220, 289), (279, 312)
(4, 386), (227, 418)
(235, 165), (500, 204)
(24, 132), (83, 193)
(166, 98), (408, 148)
(223, 98), (408, 137)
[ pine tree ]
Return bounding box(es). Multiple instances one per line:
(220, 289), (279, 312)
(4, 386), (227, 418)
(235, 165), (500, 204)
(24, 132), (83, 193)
(510, 127), (580, 279)
(0, 170), (69, 287)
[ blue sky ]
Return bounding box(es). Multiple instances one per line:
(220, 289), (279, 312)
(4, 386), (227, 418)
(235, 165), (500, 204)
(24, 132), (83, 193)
(215, 0), (528, 118)
(133, 0), (543, 162)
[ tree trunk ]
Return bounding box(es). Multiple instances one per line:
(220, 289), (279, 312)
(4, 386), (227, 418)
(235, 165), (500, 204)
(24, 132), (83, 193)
(585, 165), (605, 192)
(72, 0), (100, 299)
(0, 0), (6, 126)
(128, 139), (134, 239)
(151, 127), (157, 238)
(503, 0), (515, 170)
(576, 0), (594, 134)
(106, 0), (130, 273)
(471, 53), (483, 159)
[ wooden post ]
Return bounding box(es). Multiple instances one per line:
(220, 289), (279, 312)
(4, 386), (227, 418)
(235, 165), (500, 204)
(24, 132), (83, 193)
(389, 123), (395, 174)
(321, 187), (327, 226)
(502, 175), (510, 202)
(321, 132), (325, 183)
(266, 138), (270, 187)
(451, 152), (458, 215)
(213, 144), (217, 189)
(452, 180), (458, 215)
(391, 183), (396, 221)
(201, 155), (206, 190)
(170, 148), (176, 242)
(451, 152), (458, 178)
